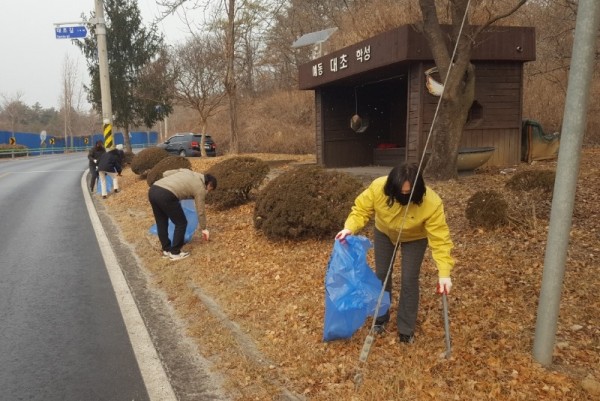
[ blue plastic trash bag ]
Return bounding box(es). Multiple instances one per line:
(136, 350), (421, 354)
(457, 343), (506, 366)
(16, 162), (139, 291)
(149, 199), (198, 244)
(96, 174), (113, 194)
(323, 235), (390, 341)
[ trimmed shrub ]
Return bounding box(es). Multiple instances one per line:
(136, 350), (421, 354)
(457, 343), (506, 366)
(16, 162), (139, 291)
(254, 165), (364, 240)
(146, 156), (192, 186)
(505, 170), (555, 226)
(130, 147), (170, 176)
(505, 170), (556, 193)
(205, 156), (270, 210)
(465, 190), (509, 229)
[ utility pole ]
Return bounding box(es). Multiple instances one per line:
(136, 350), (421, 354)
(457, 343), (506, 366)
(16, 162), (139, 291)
(532, 0), (600, 366)
(94, 0), (114, 150)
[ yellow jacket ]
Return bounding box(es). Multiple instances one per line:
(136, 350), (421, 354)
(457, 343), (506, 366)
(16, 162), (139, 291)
(344, 176), (454, 277)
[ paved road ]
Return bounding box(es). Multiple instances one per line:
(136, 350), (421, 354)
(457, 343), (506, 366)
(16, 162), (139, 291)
(0, 154), (151, 400)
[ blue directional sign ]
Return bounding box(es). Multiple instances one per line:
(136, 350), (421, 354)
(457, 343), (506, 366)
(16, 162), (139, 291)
(55, 25), (87, 39)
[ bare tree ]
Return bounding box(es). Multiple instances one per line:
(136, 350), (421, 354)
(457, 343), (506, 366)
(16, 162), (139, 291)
(0, 92), (26, 139)
(173, 36), (226, 155)
(223, 0), (240, 153)
(417, 0), (528, 180)
(156, 0), (276, 154)
(60, 54), (80, 149)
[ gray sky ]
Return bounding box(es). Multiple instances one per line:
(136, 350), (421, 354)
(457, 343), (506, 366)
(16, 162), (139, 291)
(0, 0), (197, 110)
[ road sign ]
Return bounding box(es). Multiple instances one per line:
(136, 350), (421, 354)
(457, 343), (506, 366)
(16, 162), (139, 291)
(9, 137), (16, 145)
(55, 26), (87, 39)
(50, 138), (55, 145)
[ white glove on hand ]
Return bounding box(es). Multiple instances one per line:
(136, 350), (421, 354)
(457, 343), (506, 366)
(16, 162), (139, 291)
(335, 229), (352, 243)
(201, 229), (210, 241)
(437, 277), (452, 294)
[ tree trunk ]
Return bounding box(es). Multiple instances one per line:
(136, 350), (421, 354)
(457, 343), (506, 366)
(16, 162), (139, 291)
(123, 124), (132, 152)
(424, 64), (475, 180)
(200, 118), (208, 157)
(419, 0), (475, 180)
(225, 0), (239, 154)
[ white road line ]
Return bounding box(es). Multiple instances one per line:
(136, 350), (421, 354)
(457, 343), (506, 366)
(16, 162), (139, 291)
(4, 169), (86, 173)
(81, 170), (177, 401)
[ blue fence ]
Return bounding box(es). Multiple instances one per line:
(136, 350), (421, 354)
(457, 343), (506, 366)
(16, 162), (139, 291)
(0, 130), (159, 156)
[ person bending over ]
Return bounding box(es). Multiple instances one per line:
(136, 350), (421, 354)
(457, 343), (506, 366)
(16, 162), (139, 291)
(148, 168), (217, 261)
(336, 162), (454, 343)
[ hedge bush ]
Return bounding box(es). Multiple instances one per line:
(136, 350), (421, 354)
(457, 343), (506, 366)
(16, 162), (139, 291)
(130, 147), (170, 176)
(254, 165), (364, 240)
(146, 156), (192, 186)
(505, 170), (556, 193)
(465, 190), (509, 229)
(205, 156), (270, 210)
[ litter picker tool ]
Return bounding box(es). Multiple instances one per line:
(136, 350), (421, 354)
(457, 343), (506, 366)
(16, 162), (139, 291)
(438, 287), (452, 359)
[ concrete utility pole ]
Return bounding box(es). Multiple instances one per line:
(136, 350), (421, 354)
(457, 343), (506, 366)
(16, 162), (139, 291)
(533, 0), (600, 367)
(94, 0), (114, 149)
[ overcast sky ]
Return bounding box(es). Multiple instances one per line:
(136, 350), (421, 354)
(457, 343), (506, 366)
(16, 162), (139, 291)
(0, 0), (197, 110)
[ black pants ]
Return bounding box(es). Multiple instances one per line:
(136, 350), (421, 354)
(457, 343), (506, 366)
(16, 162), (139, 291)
(89, 164), (98, 190)
(148, 185), (187, 254)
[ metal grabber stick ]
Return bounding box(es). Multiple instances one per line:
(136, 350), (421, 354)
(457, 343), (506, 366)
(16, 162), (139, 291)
(353, 240), (400, 390)
(440, 288), (452, 359)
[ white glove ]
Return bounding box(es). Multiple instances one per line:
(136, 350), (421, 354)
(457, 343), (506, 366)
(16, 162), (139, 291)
(437, 277), (452, 294)
(335, 229), (352, 242)
(93, 159), (97, 163)
(201, 229), (210, 241)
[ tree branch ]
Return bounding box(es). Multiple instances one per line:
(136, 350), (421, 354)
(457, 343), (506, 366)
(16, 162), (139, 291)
(475, 0), (528, 36)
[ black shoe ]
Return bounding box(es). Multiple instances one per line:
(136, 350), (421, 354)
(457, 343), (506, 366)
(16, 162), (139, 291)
(373, 312), (390, 334)
(399, 333), (414, 344)
(114, 189), (119, 193)
(102, 195), (107, 199)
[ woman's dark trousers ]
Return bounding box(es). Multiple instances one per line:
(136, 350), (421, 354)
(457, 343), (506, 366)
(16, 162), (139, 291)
(373, 228), (428, 336)
(148, 186), (187, 254)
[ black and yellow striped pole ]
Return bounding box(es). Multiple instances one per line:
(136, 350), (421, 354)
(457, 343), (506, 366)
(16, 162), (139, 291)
(103, 119), (114, 149)
(95, 0), (114, 150)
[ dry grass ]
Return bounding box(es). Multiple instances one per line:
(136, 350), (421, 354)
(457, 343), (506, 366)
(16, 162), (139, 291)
(103, 150), (600, 400)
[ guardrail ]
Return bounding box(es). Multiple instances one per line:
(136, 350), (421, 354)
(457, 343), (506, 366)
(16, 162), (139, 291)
(0, 144), (152, 159)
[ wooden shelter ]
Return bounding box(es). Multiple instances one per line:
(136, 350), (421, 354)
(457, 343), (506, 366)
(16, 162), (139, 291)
(298, 25), (536, 168)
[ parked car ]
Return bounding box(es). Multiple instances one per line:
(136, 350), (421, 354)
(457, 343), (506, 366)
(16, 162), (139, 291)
(157, 133), (217, 157)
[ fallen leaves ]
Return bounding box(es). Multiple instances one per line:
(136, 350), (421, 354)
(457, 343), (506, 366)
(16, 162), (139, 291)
(103, 151), (600, 400)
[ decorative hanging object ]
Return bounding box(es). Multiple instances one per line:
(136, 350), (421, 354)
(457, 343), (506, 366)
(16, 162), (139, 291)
(424, 67), (444, 96)
(350, 87), (369, 133)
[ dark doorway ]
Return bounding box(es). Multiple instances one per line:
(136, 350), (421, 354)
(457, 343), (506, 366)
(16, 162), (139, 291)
(354, 75), (407, 166)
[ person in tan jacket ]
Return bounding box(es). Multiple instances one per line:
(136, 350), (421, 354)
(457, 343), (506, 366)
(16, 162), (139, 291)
(335, 162), (454, 343)
(148, 168), (217, 261)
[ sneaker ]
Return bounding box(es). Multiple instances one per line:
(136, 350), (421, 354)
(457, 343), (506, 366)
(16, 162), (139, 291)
(373, 312), (389, 334)
(169, 251), (190, 261)
(399, 333), (415, 344)
(114, 189), (119, 193)
(102, 195), (107, 199)
(161, 251), (171, 258)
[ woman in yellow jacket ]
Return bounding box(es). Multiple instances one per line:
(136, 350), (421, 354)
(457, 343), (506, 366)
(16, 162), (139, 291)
(335, 163), (454, 343)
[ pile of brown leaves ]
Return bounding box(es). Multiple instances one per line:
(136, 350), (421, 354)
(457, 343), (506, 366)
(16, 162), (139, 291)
(103, 150), (599, 400)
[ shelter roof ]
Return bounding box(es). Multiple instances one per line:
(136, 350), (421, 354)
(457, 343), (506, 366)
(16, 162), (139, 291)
(298, 24), (535, 90)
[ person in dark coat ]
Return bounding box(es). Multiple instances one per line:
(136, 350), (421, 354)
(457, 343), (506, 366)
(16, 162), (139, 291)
(97, 148), (123, 199)
(87, 140), (106, 191)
